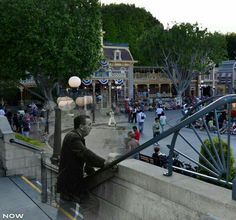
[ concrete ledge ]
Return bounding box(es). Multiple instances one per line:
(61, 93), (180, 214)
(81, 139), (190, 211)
(93, 159), (236, 220)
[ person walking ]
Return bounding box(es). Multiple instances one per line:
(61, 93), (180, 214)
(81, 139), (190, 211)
(131, 106), (137, 123)
(155, 104), (164, 118)
(127, 105), (133, 123)
(125, 131), (139, 159)
(137, 110), (146, 134)
(22, 119), (30, 137)
(132, 126), (140, 142)
(12, 113), (20, 132)
(159, 112), (167, 132)
(108, 110), (116, 126)
(152, 117), (160, 145)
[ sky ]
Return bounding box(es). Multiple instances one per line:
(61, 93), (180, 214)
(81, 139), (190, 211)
(101, 0), (236, 34)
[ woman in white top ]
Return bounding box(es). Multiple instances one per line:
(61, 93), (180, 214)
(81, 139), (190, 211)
(156, 104), (164, 118)
(137, 111), (146, 134)
(159, 112), (167, 132)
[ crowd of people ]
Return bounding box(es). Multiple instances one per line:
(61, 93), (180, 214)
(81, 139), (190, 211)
(0, 103), (47, 137)
(123, 101), (168, 159)
(192, 110), (236, 135)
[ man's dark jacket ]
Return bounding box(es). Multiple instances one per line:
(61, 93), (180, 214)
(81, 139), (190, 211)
(57, 130), (105, 195)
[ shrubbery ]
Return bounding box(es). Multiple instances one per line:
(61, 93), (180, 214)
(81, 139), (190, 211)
(15, 133), (46, 148)
(198, 137), (236, 183)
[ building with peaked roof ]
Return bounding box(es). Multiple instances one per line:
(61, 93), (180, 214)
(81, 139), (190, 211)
(216, 60), (236, 94)
(86, 42), (137, 110)
(7, 41), (204, 110)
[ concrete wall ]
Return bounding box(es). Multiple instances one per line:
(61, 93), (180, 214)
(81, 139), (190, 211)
(93, 159), (236, 220)
(0, 116), (41, 178)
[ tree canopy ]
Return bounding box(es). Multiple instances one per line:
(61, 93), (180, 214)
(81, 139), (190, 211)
(138, 23), (228, 98)
(0, 0), (102, 103)
(226, 33), (236, 60)
(101, 3), (163, 65)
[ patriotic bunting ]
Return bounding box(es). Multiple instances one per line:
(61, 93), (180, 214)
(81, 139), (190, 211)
(82, 79), (92, 86)
(100, 59), (109, 67)
(99, 79), (108, 85)
(114, 79), (124, 85)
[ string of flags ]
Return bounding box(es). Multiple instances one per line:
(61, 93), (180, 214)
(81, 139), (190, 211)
(82, 79), (124, 85)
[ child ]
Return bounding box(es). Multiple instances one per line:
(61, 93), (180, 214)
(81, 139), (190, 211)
(208, 116), (216, 131)
(152, 146), (167, 167)
(152, 117), (160, 145)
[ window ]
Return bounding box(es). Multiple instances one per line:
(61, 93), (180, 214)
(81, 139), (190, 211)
(114, 49), (121, 60)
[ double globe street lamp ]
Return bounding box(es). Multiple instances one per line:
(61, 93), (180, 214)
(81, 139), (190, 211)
(50, 76), (93, 165)
(57, 76), (93, 111)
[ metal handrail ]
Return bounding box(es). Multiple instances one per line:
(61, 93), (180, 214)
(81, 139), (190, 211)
(182, 95), (222, 119)
(90, 95), (236, 172)
(85, 94), (236, 199)
(9, 139), (48, 203)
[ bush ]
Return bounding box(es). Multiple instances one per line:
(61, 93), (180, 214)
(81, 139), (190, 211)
(198, 137), (236, 183)
(15, 133), (46, 148)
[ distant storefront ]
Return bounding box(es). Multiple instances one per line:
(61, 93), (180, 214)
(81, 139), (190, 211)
(217, 60), (236, 94)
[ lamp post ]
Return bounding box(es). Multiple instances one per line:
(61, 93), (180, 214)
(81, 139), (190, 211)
(212, 64), (216, 96)
(50, 76), (93, 165)
(200, 80), (204, 99)
(18, 86), (24, 107)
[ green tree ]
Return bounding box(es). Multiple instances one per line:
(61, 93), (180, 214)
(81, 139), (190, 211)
(226, 33), (236, 60)
(138, 23), (227, 104)
(0, 0), (102, 107)
(101, 3), (163, 64)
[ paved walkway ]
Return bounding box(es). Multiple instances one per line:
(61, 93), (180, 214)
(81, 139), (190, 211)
(28, 110), (130, 159)
(0, 176), (60, 220)
(28, 109), (195, 160)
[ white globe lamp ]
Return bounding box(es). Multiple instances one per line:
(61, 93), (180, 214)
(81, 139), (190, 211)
(68, 76), (81, 88)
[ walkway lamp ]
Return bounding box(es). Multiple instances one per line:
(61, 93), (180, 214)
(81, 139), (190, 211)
(50, 76), (93, 165)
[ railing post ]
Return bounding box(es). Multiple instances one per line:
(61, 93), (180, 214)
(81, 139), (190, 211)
(164, 132), (179, 177)
(232, 177), (236, 200)
(41, 151), (47, 203)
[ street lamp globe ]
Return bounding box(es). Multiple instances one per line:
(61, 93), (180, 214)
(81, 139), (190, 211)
(57, 96), (75, 111)
(75, 97), (85, 107)
(68, 76), (81, 88)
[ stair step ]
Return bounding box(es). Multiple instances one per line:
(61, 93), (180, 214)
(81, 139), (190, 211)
(10, 176), (84, 219)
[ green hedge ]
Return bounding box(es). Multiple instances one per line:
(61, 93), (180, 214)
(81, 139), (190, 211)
(15, 133), (46, 148)
(199, 137), (236, 182)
